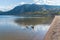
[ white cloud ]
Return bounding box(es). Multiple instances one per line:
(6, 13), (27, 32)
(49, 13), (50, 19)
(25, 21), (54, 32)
(18, 2), (32, 5)
(0, 6), (14, 11)
(33, 0), (45, 5)
(20, 2), (26, 5)
(33, 0), (60, 5)
(35, 2), (41, 4)
(33, 0), (40, 2)
(46, 0), (60, 5)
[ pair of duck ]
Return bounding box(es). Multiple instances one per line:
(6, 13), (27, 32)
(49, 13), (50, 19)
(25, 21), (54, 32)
(26, 25), (34, 29)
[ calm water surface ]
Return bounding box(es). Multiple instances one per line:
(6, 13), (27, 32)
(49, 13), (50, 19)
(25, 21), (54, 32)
(0, 15), (51, 40)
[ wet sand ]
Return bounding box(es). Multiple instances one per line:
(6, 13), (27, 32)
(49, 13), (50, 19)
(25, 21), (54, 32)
(44, 16), (60, 40)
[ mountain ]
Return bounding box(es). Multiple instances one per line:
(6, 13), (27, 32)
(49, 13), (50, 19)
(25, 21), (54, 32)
(0, 4), (60, 16)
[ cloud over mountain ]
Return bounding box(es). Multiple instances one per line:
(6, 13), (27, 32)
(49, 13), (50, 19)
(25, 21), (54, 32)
(33, 0), (60, 5)
(0, 0), (60, 11)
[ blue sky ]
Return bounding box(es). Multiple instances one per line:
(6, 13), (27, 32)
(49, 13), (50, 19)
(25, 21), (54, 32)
(0, 0), (60, 11)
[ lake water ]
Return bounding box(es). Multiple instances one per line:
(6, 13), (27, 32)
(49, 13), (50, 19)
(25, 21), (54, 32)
(0, 15), (52, 40)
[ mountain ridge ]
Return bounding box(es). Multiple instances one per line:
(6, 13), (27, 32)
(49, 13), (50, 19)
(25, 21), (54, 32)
(0, 4), (60, 16)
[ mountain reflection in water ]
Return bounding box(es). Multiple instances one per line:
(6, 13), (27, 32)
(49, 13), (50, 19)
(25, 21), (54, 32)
(0, 15), (52, 40)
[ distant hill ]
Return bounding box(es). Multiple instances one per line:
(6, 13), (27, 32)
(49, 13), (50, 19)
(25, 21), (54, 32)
(0, 4), (60, 16)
